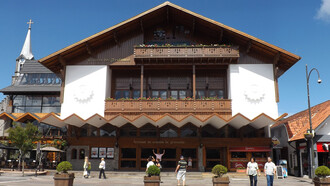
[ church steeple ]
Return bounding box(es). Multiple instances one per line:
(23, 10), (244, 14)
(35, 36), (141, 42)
(18, 19), (34, 60)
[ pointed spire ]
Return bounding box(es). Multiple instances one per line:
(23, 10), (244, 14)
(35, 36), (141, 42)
(19, 19), (34, 60)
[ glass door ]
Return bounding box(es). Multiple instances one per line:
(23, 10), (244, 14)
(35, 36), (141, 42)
(120, 148), (136, 169)
(160, 148), (177, 169)
(205, 148), (226, 170)
(140, 148), (153, 170)
(181, 148), (197, 169)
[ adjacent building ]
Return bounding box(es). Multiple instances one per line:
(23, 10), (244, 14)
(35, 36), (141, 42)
(271, 100), (330, 177)
(1, 2), (301, 171)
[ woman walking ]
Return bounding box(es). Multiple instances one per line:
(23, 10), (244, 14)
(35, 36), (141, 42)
(246, 157), (260, 186)
(83, 156), (89, 178)
(99, 158), (106, 179)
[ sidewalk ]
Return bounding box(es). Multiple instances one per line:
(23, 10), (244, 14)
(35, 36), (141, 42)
(0, 171), (314, 186)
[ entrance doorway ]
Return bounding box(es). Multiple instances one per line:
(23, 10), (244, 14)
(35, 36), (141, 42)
(120, 146), (198, 170)
(205, 147), (227, 171)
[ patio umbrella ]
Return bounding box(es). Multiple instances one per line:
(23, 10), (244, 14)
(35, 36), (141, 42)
(33, 146), (64, 152)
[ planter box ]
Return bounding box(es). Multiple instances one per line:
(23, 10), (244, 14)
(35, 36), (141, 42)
(236, 169), (246, 173)
(53, 173), (75, 186)
(212, 176), (230, 186)
(144, 176), (161, 186)
(313, 177), (330, 186)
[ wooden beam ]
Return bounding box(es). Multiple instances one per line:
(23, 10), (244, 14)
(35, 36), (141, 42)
(273, 52), (280, 65)
(113, 32), (119, 45)
(85, 42), (93, 56)
(140, 65), (144, 98)
(140, 19), (144, 33)
(193, 65), (196, 100)
(246, 39), (252, 53)
(167, 6), (169, 24)
(192, 18), (196, 35)
(219, 29), (223, 43)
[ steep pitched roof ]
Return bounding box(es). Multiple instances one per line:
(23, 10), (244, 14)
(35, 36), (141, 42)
(39, 1), (300, 74)
(271, 100), (330, 141)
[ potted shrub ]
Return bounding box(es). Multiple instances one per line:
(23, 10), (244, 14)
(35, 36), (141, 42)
(53, 161), (74, 186)
(236, 167), (246, 173)
(144, 165), (161, 186)
(313, 166), (330, 186)
(211, 164), (230, 186)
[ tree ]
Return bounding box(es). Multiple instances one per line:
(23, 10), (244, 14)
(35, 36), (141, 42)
(8, 122), (41, 176)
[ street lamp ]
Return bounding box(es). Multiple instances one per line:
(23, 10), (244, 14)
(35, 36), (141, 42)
(305, 64), (321, 179)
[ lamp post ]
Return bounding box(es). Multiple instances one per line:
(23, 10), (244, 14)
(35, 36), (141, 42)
(305, 64), (321, 179)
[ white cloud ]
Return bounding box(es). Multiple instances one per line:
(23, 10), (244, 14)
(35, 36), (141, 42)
(316, 0), (330, 22)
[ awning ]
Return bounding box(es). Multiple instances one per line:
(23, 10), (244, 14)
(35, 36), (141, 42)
(229, 146), (271, 152)
(0, 112), (286, 129)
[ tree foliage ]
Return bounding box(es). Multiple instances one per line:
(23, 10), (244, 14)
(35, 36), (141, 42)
(8, 122), (41, 176)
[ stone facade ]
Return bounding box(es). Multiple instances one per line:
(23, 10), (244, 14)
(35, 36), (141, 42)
(67, 146), (119, 171)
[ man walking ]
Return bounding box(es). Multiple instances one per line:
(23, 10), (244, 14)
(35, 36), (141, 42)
(175, 156), (187, 186)
(264, 157), (276, 186)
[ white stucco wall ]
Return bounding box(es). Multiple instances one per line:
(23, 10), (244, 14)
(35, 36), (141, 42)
(316, 116), (330, 135)
(228, 64), (278, 119)
(61, 65), (108, 119)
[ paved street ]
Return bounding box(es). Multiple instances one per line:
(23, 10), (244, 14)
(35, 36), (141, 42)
(0, 171), (314, 186)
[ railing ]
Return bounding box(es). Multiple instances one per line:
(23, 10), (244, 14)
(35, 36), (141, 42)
(134, 46), (239, 58)
(105, 99), (231, 113)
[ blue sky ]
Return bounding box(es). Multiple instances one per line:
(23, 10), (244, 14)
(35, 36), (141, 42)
(0, 0), (329, 116)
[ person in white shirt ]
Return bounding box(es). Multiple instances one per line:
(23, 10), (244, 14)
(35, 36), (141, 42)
(264, 157), (276, 186)
(246, 157), (260, 186)
(99, 158), (106, 179)
(153, 149), (165, 162)
(146, 156), (155, 172)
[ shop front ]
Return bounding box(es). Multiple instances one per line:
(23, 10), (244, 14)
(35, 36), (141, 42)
(229, 147), (271, 171)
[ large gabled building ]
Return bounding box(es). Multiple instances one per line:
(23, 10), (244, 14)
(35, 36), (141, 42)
(1, 2), (300, 171)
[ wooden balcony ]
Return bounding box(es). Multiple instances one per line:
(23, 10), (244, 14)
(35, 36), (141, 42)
(105, 99), (231, 114)
(134, 46), (239, 59)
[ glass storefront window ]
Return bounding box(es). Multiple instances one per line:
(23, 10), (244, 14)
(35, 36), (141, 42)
(231, 152), (246, 158)
(121, 148), (136, 158)
(252, 152), (267, 158)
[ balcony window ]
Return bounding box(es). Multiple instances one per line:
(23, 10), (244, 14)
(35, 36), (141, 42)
(115, 90), (130, 99)
(196, 90), (205, 99)
(133, 90), (140, 99)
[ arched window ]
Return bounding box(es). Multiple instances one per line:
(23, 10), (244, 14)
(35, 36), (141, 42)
(100, 124), (116, 137)
(120, 123), (137, 137)
(160, 124), (178, 138)
(180, 123), (198, 137)
(80, 124), (98, 137)
(79, 149), (85, 159)
(71, 149), (77, 159)
(140, 123), (157, 137)
(201, 124), (219, 138)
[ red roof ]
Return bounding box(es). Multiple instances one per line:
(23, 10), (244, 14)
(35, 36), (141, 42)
(271, 100), (330, 141)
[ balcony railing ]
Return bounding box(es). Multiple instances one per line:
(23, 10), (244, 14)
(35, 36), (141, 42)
(105, 99), (231, 113)
(134, 46), (239, 59)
